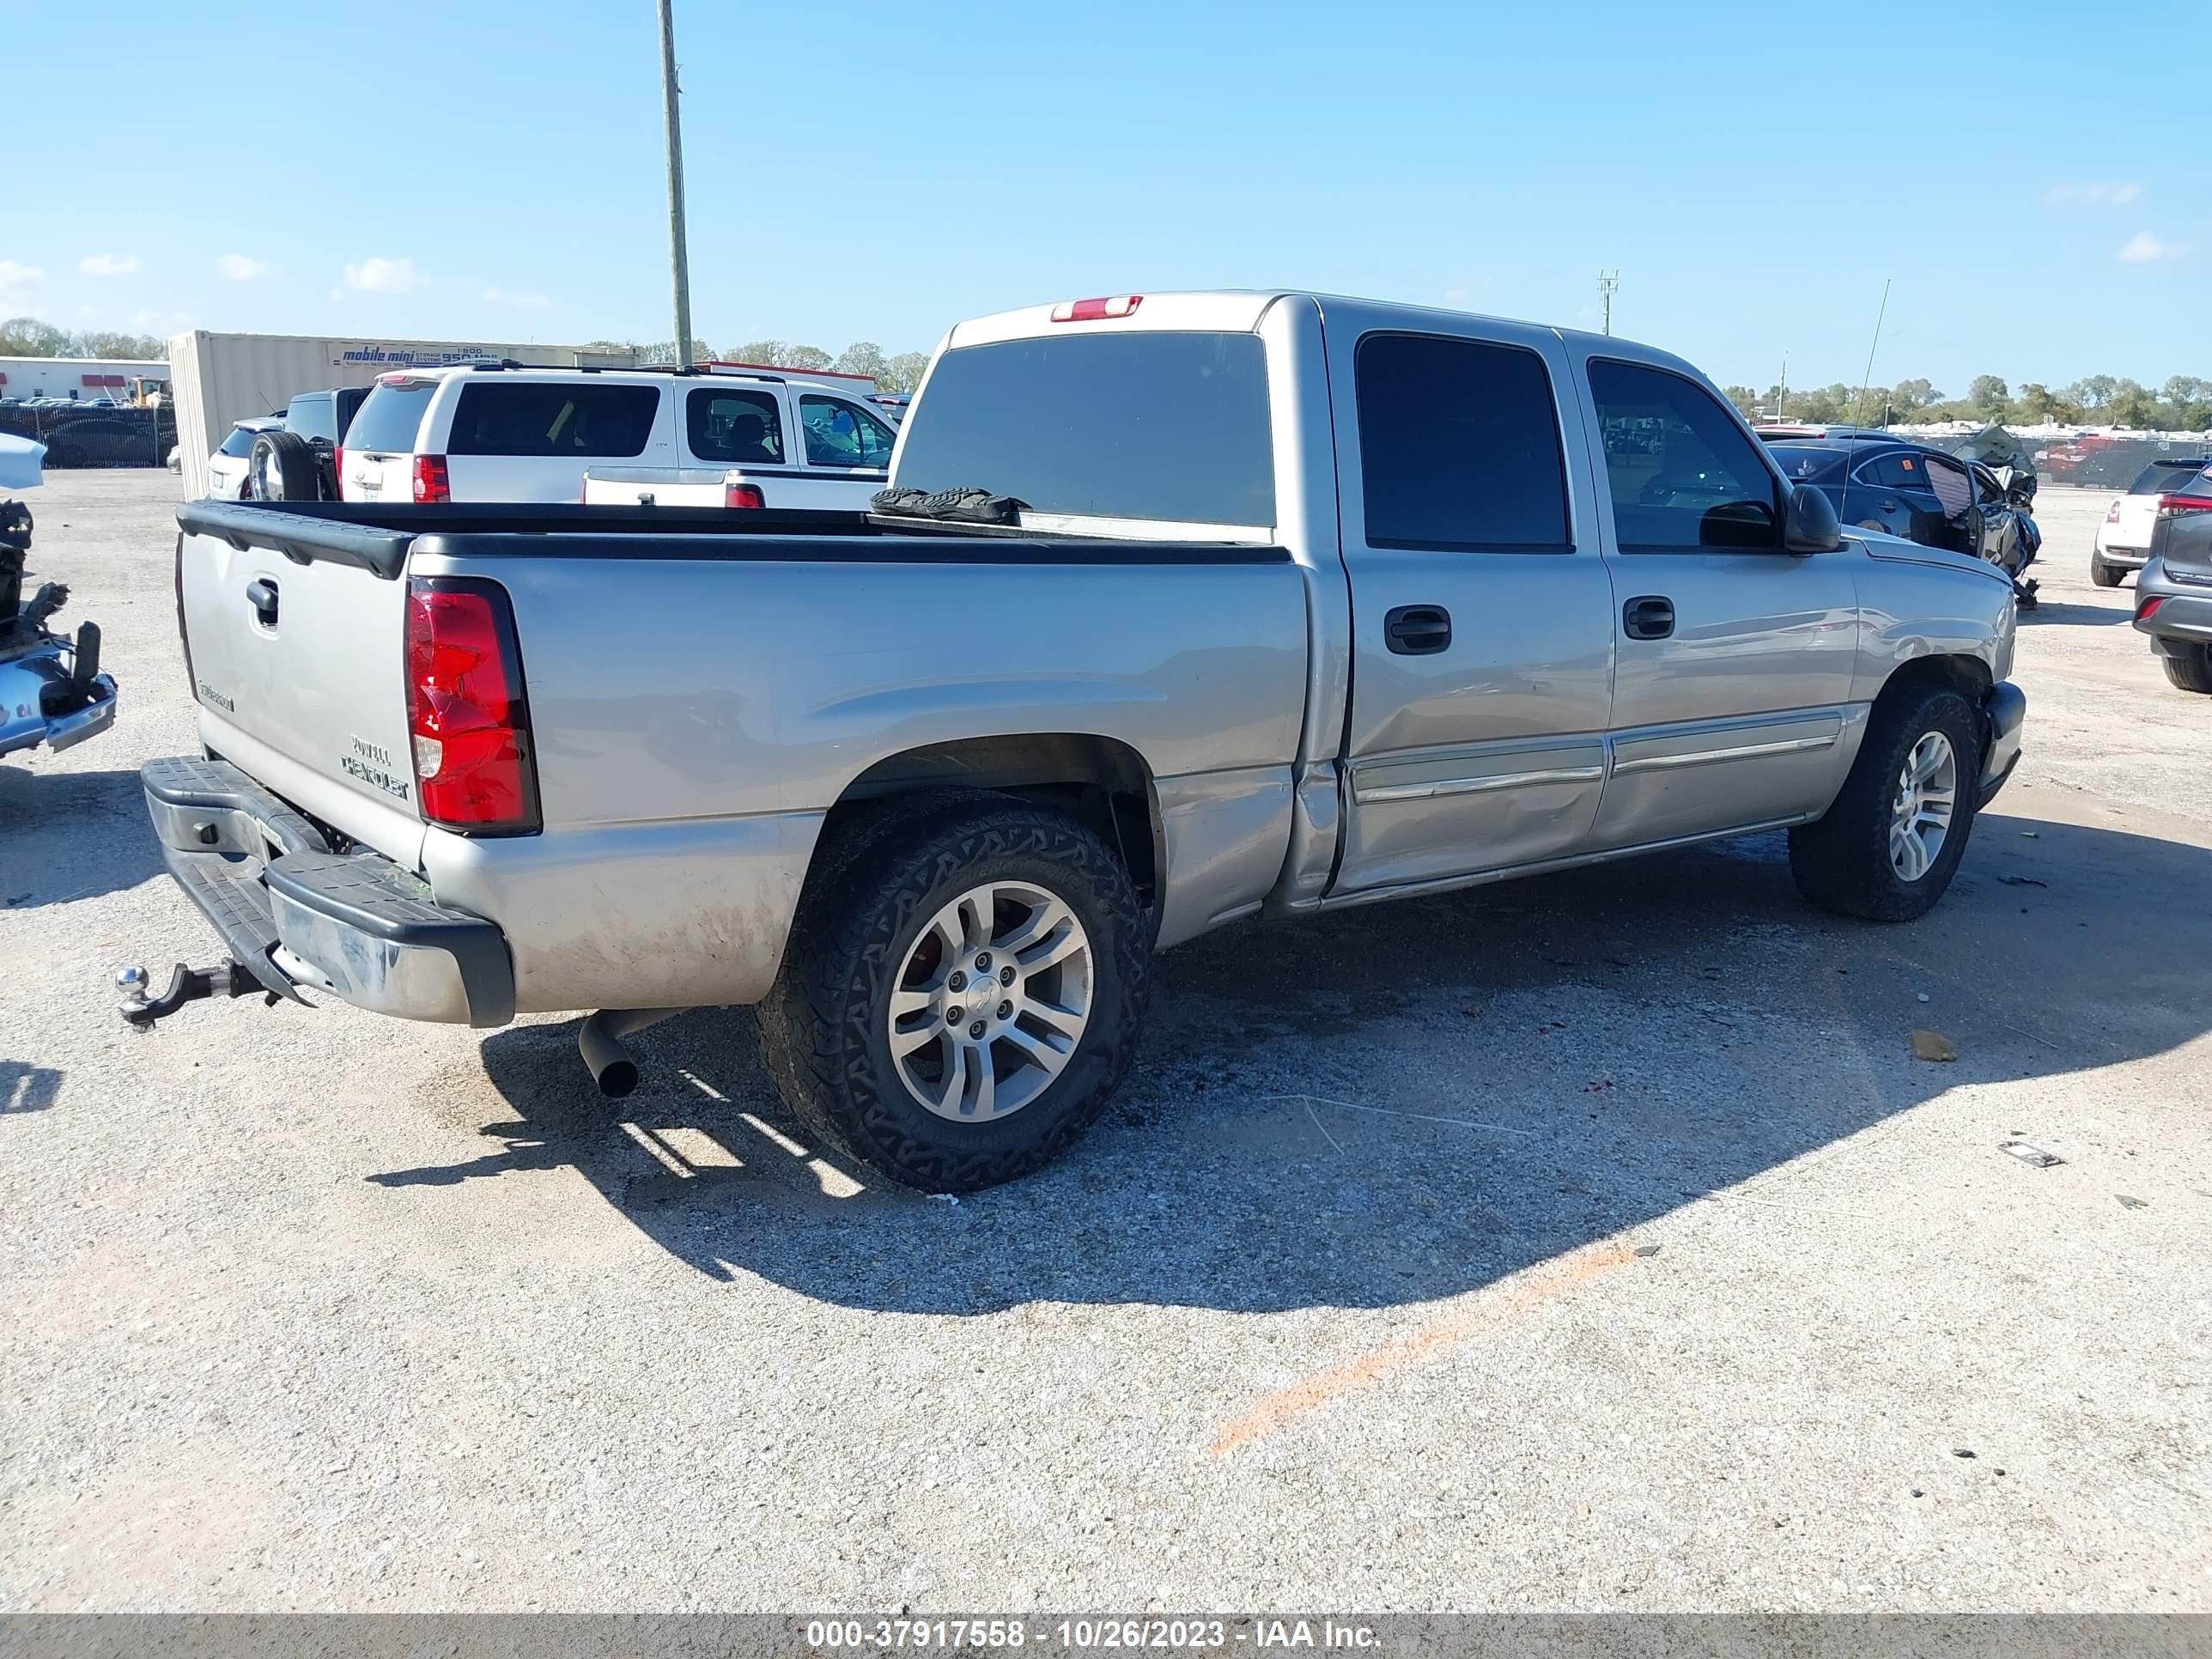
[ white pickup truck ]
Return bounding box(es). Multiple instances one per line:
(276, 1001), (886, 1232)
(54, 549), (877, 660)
(341, 362), (899, 507)
(131, 289), (2024, 1193)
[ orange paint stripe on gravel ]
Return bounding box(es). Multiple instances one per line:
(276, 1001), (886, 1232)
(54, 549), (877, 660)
(1207, 1239), (1639, 1455)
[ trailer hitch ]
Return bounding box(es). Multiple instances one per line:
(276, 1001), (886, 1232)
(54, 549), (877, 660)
(116, 962), (279, 1027)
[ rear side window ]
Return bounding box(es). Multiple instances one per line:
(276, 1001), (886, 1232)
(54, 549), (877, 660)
(449, 382), (660, 458)
(1586, 359), (1780, 551)
(893, 331), (1274, 527)
(1856, 451), (1929, 490)
(345, 381), (439, 453)
(1355, 333), (1570, 550)
(686, 388), (783, 464)
(799, 396), (896, 469)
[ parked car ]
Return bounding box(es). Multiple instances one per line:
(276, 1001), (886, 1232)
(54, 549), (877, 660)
(129, 289), (2023, 1193)
(244, 386), (371, 502)
(206, 418), (283, 501)
(345, 362), (898, 507)
(2130, 462), (2212, 691)
(2092, 456), (2209, 587)
(37, 413), (167, 470)
(1763, 434), (2039, 596)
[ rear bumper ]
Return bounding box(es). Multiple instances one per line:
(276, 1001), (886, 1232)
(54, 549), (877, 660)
(1978, 681), (2026, 809)
(0, 637), (117, 758)
(142, 756), (514, 1027)
(2134, 561), (2212, 650)
(2096, 545), (2148, 569)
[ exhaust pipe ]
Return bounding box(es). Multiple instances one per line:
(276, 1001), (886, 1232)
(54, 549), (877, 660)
(578, 1007), (687, 1097)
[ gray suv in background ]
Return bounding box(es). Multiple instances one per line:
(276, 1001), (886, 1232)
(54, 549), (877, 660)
(2131, 461), (2212, 691)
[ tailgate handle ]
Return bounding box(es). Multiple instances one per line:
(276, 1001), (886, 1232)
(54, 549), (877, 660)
(245, 578), (279, 627)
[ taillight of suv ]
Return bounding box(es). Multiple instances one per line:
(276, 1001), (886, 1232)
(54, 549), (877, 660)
(412, 454), (452, 504)
(2157, 492), (2212, 520)
(405, 577), (539, 834)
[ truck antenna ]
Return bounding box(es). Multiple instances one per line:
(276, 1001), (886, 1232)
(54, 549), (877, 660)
(1853, 278), (1892, 428)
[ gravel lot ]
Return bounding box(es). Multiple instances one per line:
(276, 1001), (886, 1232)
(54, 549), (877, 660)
(1, 472), (2206, 1613)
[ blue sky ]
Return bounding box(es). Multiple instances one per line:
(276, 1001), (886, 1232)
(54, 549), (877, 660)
(8, 0), (2203, 392)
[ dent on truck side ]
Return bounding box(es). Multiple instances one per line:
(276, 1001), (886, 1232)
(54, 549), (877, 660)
(1849, 536), (2015, 699)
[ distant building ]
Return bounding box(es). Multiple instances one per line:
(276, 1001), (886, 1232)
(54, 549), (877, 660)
(0, 356), (169, 402)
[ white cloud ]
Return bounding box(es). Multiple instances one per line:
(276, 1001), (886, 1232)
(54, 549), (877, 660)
(78, 252), (140, 276)
(2118, 232), (2182, 264)
(217, 253), (276, 282)
(2047, 181), (2142, 206)
(482, 285), (550, 310)
(0, 259), (44, 300)
(341, 256), (429, 295)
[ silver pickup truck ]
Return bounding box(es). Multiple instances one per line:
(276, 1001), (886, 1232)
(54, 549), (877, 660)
(131, 289), (2024, 1191)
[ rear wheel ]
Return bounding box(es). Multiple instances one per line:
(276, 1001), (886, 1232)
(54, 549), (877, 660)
(1790, 681), (1982, 922)
(247, 429), (321, 501)
(2090, 556), (2124, 588)
(757, 793), (1150, 1193)
(2161, 644), (2212, 694)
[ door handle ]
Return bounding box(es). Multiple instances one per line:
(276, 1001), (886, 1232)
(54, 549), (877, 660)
(1622, 595), (1674, 641)
(246, 578), (279, 627)
(1385, 604), (1452, 655)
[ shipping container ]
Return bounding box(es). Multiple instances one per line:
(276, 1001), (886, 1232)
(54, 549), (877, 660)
(168, 331), (640, 500)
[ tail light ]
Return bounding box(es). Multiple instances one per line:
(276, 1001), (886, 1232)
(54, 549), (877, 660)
(1050, 295), (1143, 323)
(2139, 597), (2166, 623)
(333, 447), (345, 501)
(405, 577), (539, 834)
(724, 483), (763, 509)
(2157, 493), (2212, 519)
(412, 453), (451, 503)
(2105, 500), (2122, 523)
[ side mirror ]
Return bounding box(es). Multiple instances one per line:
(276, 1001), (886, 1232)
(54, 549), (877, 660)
(1783, 483), (1844, 554)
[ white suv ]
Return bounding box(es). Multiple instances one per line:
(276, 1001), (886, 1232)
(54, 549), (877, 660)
(339, 363), (900, 507)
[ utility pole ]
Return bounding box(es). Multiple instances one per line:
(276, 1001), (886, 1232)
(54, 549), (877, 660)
(656, 0), (694, 366)
(1596, 270), (1619, 337)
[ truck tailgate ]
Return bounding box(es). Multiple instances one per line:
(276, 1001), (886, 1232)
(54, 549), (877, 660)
(176, 504), (424, 863)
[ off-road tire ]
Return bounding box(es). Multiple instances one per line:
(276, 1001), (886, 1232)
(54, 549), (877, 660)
(1789, 682), (1983, 922)
(2161, 645), (2212, 694)
(247, 429), (320, 501)
(757, 792), (1151, 1193)
(2090, 556), (2124, 588)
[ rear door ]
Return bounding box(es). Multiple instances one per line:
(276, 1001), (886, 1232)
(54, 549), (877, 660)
(178, 522), (424, 862)
(443, 379), (671, 502)
(1328, 318), (1616, 895)
(1576, 355), (1859, 849)
(677, 381), (793, 498)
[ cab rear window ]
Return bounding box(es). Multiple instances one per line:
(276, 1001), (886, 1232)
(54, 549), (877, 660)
(893, 332), (1274, 527)
(344, 381), (439, 453)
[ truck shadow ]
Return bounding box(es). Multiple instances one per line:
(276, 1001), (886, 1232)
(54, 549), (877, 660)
(0, 766), (162, 908)
(380, 808), (2212, 1315)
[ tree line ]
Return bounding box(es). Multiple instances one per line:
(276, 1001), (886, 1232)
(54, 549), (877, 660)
(1721, 374), (2212, 433)
(588, 337), (933, 391)
(0, 316), (168, 361)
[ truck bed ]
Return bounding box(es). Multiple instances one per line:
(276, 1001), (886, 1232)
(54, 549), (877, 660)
(169, 497), (1310, 1015)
